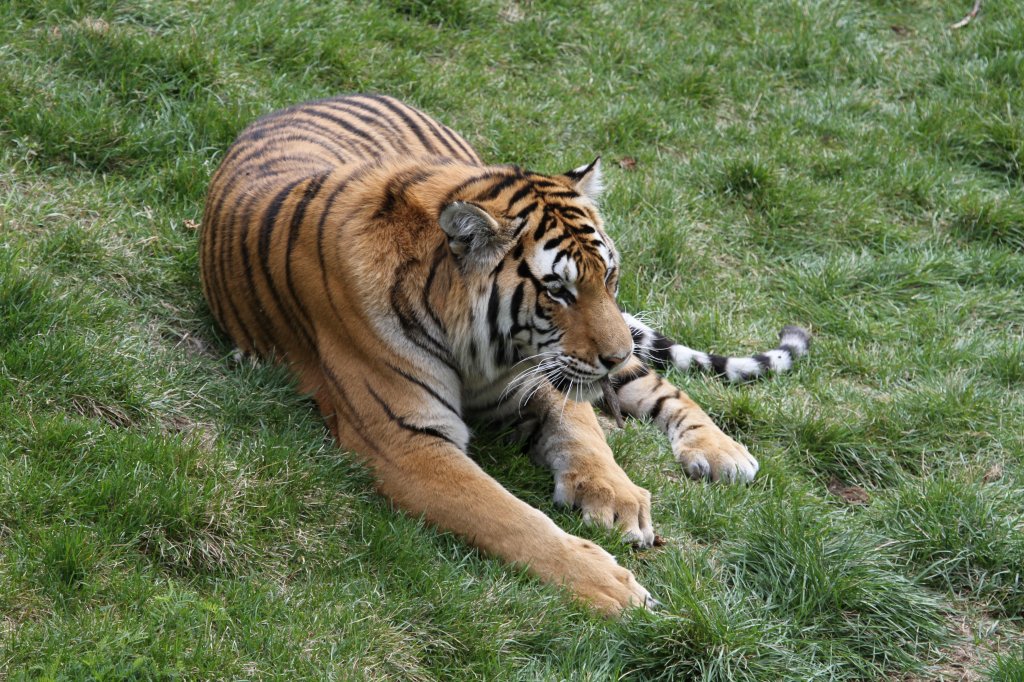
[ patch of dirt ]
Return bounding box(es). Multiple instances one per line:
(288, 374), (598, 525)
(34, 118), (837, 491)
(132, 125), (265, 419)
(827, 476), (870, 505)
(901, 615), (986, 682)
(499, 1), (525, 23)
(162, 414), (218, 451)
(171, 330), (215, 357)
(982, 464), (1002, 483)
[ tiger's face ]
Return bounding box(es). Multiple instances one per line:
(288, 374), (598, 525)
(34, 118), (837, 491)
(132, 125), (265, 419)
(520, 199), (633, 398)
(440, 159), (634, 398)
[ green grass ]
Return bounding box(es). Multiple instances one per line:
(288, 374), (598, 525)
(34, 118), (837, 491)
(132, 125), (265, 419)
(2, 0), (1023, 678)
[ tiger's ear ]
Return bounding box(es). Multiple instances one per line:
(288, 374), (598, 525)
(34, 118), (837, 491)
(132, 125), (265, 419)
(562, 157), (604, 200)
(439, 201), (506, 262)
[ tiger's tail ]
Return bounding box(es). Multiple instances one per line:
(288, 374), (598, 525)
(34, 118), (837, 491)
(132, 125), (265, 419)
(623, 313), (810, 383)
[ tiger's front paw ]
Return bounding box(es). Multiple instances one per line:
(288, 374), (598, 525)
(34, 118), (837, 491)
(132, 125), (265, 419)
(674, 422), (759, 483)
(553, 466), (655, 547)
(555, 534), (653, 616)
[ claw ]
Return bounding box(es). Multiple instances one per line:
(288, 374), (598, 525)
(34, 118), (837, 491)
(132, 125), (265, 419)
(686, 458), (710, 479)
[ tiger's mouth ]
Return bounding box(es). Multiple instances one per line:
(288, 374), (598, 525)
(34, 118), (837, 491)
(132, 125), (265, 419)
(549, 368), (604, 402)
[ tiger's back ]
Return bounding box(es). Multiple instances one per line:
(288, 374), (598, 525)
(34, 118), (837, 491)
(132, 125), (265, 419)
(200, 94), (484, 369)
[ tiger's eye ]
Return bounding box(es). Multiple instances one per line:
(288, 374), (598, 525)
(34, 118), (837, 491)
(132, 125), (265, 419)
(547, 284), (568, 299)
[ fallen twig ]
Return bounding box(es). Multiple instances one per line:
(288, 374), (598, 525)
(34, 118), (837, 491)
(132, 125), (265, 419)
(950, 0), (982, 29)
(599, 377), (625, 429)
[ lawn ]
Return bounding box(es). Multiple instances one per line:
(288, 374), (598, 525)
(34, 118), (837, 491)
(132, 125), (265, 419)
(1, 0), (1023, 679)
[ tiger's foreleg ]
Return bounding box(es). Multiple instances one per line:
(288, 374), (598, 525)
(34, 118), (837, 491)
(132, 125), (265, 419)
(516, 384), (655, 548)
(318, 355), (653, 615)
(610, 357), (759, 482)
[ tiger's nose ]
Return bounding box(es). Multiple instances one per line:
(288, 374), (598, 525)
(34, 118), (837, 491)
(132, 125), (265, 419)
(599, 354), (629, 371)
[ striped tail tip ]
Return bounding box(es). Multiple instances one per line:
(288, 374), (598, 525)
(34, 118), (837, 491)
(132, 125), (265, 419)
(710, 325), (811, 382)
(622, 312), (811, 383)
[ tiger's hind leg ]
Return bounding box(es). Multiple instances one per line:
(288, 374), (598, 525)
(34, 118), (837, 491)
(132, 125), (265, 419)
(609, 357), (759, 483)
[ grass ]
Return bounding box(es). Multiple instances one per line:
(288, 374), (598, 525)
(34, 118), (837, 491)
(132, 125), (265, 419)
(1, 0), (1022, 678)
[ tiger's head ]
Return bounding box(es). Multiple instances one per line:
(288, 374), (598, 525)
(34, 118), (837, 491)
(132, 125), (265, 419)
(439, 158), (634, 399)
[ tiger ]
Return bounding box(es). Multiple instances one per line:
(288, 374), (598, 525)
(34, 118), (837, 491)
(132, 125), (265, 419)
(199, 94), (810, 615)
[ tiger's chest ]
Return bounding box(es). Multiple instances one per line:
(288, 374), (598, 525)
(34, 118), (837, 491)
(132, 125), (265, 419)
(459, 366), (532, 421)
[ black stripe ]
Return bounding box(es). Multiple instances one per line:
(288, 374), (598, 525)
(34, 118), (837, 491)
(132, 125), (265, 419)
(214, 187), (258, 349)
(258, 177), (318, 350)
(390, 265), (457, 370)
(385, 363), (460, 417)
(516, 260), (543, 287)
(239, 133), (346, 165)
(199, 204), (225, 329)
(315, 165), (377, 323)
(320, 362), (384, 457)
(301, 107), (390, 155)
(536, 335), (562, 349)
(236, 182), (286, 352)
(367, 383), (458, 448)
(366, 95), (442, 156)
(486, 279), (501, 337)
(283, 172), (331, 344)
(335, 97), (415, 155)
(778, 343), (800, 358)
(650, 334), (676, 366)
(514, 201), (539, 222)
(441, 171), (508, 205)
(505, 183), (534, 209)
(474, 174), (523, 202)
(421, 243), (449, 334)
(501, 179), (532, 205)
(650, 394), (670, 421)
(243, 152), (334, 176)
(242, 117), (351, 162)
(439, 122), (481, 163)
(509, 282), (525, 325)
(401, 102), (467, 161)
(543, 233), (571, 250)
(314, 105), (396, 156)
(375, 167), (435, 218)
(533, 212), (556, 240)
(511, 218), (529, 240)
(224, 126), (322, 170)
(709, 354), (729, 375)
